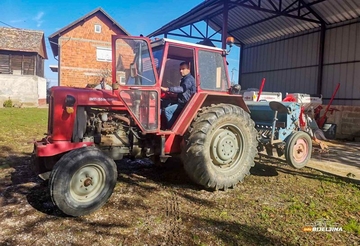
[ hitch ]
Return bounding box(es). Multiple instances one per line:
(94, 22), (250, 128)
(159, 135), (171, 163)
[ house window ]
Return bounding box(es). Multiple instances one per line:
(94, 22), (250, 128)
(117, 71), (126, 85)
(96, 47), (111, 62)
(94, 24), (101, 33)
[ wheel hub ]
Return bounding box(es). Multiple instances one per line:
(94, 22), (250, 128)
(70, 165), (105, 202)
(84, 178), (92, 187)
(211, 128), (239, 166)
(293, 139), (308, 163)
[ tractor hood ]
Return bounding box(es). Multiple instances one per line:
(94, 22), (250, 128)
(46, 86), (126, 141)
(49, 86), (125, 107)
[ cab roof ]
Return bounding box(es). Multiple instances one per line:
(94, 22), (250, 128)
(151, 38), (225, 52)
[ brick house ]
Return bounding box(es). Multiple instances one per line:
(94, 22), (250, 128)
(48, 8), (130, 87)
(0, 27), (47, 106)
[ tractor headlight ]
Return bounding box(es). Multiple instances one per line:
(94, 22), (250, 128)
(66, 107), (74, 114)
(65, 95), (76, 114)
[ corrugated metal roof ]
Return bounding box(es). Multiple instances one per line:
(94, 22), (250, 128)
(0, 27), (47, 58)
(312, 0), (360, 23)
(148, 0), (360, 45)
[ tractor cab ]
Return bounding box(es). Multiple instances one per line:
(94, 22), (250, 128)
(111, 35), (232, 132)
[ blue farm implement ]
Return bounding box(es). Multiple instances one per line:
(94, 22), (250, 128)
(246, 101), (312, 169)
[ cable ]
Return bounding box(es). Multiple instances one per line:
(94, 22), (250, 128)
(0, 20), (18, 29)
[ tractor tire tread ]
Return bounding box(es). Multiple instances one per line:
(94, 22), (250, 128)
(181, 103), (257, 190)
(49, 146), (118, 217)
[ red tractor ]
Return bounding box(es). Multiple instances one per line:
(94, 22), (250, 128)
(31, 35), (258, 216)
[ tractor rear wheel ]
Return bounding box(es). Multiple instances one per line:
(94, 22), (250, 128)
(285, 131), (312, 169)
(49, 147), (118, 216)
(181, 104), (257, 190)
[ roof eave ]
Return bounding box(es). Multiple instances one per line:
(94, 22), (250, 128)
(48, 36), (59, 57)
(41, 35), (48, 59)
(48, 7), (130, 39)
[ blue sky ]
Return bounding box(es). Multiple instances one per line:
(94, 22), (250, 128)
(0, 0), (240, 86)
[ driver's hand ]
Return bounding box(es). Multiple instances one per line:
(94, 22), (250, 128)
(161, 87), (169, 92)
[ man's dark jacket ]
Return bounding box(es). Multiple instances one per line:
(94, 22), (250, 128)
(168, 73), (196, 105)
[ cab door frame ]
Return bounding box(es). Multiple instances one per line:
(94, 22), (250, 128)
(111, 35), (161, 133)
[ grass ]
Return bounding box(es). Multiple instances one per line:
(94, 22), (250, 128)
(344, 219), (360, 235)
(0, 107), (360, 245)
(0, 107), (48, 158)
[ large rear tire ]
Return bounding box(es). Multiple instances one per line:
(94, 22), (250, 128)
(49, 147), (118, 216)
(285, 131), (312, 169)
(181, 104), (257, 190)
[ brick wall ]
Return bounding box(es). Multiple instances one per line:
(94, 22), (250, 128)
(320, 105), (360, 140)
(59, 13), (128, 87)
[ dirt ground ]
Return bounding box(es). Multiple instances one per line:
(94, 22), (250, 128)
(1, 151), (359, 246)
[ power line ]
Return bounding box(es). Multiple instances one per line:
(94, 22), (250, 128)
(0, 20), (18, 29)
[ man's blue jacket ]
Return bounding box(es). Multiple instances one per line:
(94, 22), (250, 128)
(168, 73), (196, 105)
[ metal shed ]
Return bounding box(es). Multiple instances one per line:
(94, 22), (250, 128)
(148, 0), (360, 106)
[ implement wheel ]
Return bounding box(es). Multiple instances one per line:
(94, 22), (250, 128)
(181, 104), (257, 190)
(285, 131), (312, 169)
(49, 147), (117, 216)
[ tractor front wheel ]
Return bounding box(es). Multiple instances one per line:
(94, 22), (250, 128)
(182, 104), (257, 190)
(49, 147), (118, 216)
(285, 131), (312, 169)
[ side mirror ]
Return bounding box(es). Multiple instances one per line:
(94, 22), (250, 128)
(130, 63), (138, 78)
(229, 84), (241, 95)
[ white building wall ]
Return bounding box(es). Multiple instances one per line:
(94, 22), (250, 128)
(0, 74), (46, 107)
(37, 78), (47, 102)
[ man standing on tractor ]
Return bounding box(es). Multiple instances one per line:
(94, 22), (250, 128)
(161, 62), (196, 129)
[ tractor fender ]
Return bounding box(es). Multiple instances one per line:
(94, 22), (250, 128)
(171, 92), (250, 136)
(201, 94), (250, 113)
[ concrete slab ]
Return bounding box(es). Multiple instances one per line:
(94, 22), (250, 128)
(308, 140), (360, 183)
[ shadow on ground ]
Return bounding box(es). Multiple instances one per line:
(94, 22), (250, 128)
(252, 155), (359, 187)
(3, 146), (358, 217)
(0, 147), (40, 206)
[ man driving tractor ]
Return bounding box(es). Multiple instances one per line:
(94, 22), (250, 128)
(160, 62), (196, 129)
